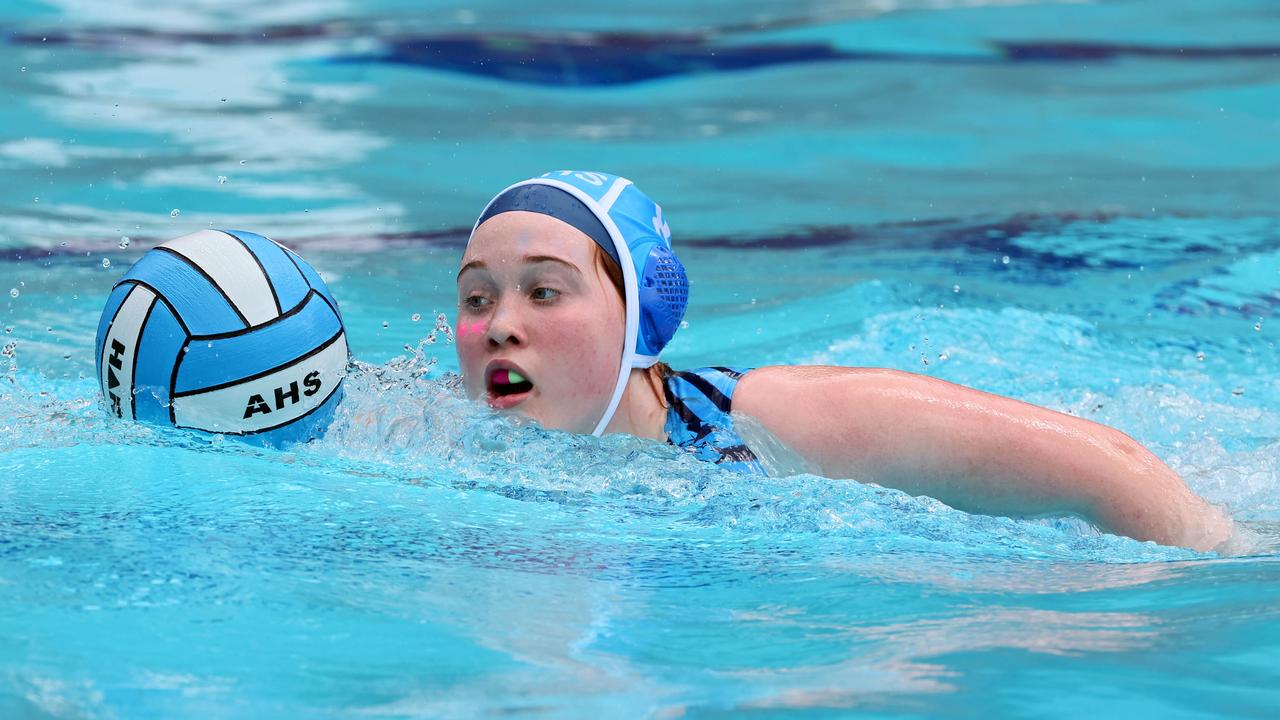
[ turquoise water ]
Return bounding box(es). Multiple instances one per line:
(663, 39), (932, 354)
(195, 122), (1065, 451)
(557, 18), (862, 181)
(3, 0), (1279, 716)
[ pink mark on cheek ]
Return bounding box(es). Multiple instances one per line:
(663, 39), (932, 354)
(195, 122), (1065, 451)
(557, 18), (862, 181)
(456, 321), (488, 339)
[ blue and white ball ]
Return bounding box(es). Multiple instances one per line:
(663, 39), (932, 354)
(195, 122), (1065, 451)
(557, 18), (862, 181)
(94, 229), (349, 446)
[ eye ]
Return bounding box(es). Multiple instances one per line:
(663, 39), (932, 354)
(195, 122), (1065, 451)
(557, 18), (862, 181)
(531, 286), (560, 301)
(463, 294), (491, 310)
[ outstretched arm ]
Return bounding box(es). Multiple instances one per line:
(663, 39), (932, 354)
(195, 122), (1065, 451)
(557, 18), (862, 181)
(733, 366), (1233, 551)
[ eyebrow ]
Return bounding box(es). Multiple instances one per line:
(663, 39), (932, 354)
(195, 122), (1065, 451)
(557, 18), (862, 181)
(456, 255), (582, 280)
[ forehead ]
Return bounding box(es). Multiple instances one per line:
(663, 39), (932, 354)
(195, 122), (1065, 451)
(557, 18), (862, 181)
(463, 211), (595, 266)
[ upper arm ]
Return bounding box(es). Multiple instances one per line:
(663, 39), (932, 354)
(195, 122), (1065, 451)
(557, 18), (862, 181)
(734, 366), (958, 480)
(732, 366), (1121, 514)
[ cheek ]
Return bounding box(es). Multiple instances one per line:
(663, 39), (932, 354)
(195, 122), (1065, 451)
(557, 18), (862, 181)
(538, 314), (623, 391)
(454, 321), (489, 395)
(455, 321), (488, 341)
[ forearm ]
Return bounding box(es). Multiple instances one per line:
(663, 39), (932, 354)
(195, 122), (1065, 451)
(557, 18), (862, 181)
(863, 408), (1229, 549)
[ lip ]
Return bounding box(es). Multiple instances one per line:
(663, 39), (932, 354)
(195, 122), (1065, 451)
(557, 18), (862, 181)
(483, 359), (534, 410)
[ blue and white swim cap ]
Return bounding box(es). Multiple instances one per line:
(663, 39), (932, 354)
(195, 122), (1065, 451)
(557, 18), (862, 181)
(471, 170), (689, 436)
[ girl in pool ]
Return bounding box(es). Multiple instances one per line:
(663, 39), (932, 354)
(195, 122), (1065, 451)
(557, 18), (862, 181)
(454, 170), (1234, 552)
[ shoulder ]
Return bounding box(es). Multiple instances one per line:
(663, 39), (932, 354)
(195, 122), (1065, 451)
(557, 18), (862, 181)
(733, 365), (909, 416)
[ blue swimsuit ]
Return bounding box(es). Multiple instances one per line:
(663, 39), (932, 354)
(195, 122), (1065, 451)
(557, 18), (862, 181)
(663, 366), (766, 476)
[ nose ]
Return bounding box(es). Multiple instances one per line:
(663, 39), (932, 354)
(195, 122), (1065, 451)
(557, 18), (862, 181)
(485, 303), (524, 348)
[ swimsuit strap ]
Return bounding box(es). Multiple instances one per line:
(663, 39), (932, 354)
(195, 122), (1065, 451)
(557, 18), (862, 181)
(663, 366), (765, 475)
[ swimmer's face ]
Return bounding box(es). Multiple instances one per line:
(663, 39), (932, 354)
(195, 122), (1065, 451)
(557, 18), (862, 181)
(455, 211), (625, 434)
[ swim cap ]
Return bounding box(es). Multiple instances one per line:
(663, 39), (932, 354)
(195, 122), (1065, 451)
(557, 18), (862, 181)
(470, 170), (689, 436)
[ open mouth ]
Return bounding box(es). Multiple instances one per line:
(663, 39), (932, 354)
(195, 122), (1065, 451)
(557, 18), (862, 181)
(487, 366), (534, 407)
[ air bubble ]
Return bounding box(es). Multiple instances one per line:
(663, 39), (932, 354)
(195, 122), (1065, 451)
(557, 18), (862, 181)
(680, 320), (690, 329)
(169, 209), (180, 218)
(3, 326), (11, 334)
(938, 352), (950, 361)
(382, 321), (389, 329)
(118, 236), (131, 249)
(1232, 387), (1244, 397)
(101, 258), (111, 268)
(1196, 351), (1205, 361)
(410, 313), (421, 323)
(217, 175), (228, 185)
(8, 288), (17, 298)
(952, 285), (960, 293)
(1001, 255), (1011, 265)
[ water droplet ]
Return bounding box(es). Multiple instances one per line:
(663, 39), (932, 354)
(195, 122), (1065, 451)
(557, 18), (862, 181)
(169, 208), (180, 218)
(8, 288), (17, 298)
(1001, 255), (1011, 265)
(101, 258), (111, 268)
(217, 175), (228, 185)
(1196, 351), (1205, 361)
(410, 313), (421, 323)
(118, 235), (131, 249)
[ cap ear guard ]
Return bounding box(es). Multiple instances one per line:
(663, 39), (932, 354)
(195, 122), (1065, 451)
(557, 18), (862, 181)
(636, 243), (688, 360)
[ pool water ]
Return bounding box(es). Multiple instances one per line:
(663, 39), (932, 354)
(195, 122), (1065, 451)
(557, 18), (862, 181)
(2, 0), (1279, 716)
